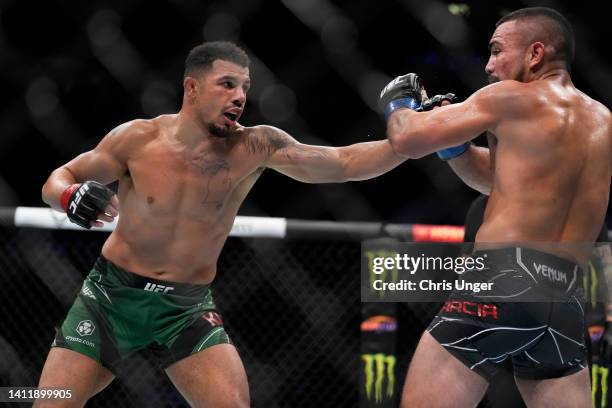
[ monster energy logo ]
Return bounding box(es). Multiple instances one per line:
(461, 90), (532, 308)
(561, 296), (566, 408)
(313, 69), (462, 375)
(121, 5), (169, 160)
(592, 363), (609, 408)
(364, 250), (399, 299)
(362, 353), (396, 404)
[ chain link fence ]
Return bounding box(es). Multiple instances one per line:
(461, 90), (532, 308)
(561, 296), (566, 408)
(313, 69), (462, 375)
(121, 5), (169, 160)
(0, 225), (443, 407)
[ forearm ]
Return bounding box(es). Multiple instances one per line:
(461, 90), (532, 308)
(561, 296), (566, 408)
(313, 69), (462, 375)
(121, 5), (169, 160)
(41, 167), (78, 211)
(340, 140), (408, 181)
(447, 145), (492, 194)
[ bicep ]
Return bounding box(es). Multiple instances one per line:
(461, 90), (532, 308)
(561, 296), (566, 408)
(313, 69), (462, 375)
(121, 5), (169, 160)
(388, 81), (527, 157)
(62, 127), (129, 184)
(422, 80), (536, 148)
(251, 125), (344, 183)
(387, 99), (494, 158)
(267, 142), (343, 183)
(63, 149), (125, 184)
(414, 94), (497, 148)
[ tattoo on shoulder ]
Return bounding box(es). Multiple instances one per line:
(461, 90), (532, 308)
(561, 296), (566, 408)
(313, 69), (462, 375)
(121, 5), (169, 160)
(244, 127), (294, 156)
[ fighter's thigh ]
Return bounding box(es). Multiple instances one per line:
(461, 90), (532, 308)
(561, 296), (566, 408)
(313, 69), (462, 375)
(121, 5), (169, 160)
(34, 347), (114, 408)
(515, 367), (591, 408)
(165, 343), (249, 408)
(401, 331), (488, 408)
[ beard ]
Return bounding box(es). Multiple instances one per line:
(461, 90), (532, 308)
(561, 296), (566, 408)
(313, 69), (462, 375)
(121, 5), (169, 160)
(488, 65), (528, 84)
(208, 123), (233, 138)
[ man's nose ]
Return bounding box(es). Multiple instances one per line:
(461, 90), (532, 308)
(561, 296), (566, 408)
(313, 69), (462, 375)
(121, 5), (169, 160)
(233, 88), (246, 107)
(485, 58), (494, 75)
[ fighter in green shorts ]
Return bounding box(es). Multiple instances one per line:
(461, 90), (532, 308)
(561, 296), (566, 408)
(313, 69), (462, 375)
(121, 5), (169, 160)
(38, 41), (406, 406)
(53, 256), (230, 373)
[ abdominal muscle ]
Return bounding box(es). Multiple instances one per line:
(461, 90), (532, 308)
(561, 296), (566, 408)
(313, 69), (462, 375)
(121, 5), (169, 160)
(101, 195), (239, 285)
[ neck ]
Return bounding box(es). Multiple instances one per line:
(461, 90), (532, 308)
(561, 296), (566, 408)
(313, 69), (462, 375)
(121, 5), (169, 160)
(176, 107), (213, 147)
(530, 63), (570, 82)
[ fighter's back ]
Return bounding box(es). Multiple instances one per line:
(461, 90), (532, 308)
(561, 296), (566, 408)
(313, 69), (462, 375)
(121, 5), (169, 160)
(478, 77), (612, 247)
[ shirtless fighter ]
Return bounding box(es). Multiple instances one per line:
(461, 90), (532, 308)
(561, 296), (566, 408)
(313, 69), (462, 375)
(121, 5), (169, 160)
(379, 7), (611, 408)
(38, 41), (406, 407)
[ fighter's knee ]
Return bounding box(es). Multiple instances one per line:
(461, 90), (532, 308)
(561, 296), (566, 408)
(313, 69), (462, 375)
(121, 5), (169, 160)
(195, 392), (249, 408)
(225, 388), (250, 408)
(188, 386), (249, 408)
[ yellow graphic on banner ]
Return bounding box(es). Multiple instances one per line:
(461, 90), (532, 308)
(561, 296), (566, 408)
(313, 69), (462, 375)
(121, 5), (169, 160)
(362, 353), (396, 403)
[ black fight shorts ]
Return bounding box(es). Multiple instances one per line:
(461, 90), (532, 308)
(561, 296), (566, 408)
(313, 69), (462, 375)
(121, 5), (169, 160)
(427, 247), (587, 380)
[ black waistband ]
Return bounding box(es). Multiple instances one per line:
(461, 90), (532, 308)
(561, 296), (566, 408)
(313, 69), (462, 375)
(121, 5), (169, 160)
(473, 247), (582, 290)
(94, 255), (210, 296)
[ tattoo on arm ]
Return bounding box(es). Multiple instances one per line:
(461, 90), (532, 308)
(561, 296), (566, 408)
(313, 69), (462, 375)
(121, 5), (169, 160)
(244, 127), (293, 156)
(245, 126), (332, 165)
(282, 144), (330, 161)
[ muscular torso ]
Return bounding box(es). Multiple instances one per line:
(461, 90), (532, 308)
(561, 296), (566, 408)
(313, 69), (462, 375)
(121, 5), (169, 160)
(102, 115), (268, 283)
(476, 79), (612, 263)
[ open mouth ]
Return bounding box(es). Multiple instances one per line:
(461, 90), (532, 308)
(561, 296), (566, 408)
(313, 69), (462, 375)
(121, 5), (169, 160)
(224, 112), (238, 121)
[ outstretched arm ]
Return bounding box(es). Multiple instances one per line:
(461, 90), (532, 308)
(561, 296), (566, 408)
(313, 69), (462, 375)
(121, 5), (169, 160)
(255, 126), (407, 183)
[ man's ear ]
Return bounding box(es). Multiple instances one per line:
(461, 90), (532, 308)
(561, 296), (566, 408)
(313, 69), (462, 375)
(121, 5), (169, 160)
(528, 42), (545, 69)
(183, 76), (198, 100)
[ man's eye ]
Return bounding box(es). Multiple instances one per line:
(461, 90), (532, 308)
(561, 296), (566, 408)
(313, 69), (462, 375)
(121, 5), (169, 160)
(491, 49), (500, 55)
(223, 81), (234, 88)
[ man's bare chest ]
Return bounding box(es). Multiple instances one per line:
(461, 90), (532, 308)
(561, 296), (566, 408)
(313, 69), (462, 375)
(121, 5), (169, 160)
(123, 141), (256, 213)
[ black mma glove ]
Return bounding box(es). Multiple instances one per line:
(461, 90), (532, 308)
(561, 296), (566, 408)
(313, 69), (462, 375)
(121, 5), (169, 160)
(379, 73), (424, 120)
(418, 93), (457, 112)
(60, 181), (114, 229)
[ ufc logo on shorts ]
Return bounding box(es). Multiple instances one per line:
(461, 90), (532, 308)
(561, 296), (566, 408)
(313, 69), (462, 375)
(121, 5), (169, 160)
(144, 282), (174, 293)
(68, 184), (90, 214)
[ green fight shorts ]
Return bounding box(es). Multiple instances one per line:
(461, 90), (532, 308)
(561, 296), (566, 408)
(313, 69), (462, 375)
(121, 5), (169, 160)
(52, 255), (231, 373)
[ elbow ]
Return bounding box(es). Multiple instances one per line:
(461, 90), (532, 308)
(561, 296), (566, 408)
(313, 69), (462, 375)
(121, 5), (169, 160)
(386, 130), (403, 154)
(41, 177), (53, 206)
(386, 114), (429, 159)
(387, 129), (427, 159)
(41, 167), (70, 208)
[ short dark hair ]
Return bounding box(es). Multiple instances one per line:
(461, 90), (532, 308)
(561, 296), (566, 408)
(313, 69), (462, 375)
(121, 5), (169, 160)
(184, 41), (250, 78)
(496, 7), (575, 68)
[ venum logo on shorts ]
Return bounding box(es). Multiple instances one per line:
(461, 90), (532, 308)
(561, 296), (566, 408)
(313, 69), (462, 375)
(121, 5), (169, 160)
(76, 320), (95, 336)
(533, 263), (567, 284)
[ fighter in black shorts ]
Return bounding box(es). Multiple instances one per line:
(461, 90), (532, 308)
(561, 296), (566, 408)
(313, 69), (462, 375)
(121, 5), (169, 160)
(460, 195), (610, 407)
(429, 246), (587, 380)
(380, 7), (611, 407)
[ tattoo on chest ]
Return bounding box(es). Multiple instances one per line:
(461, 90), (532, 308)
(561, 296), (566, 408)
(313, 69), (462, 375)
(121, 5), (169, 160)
(190, 153), (232, 210)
